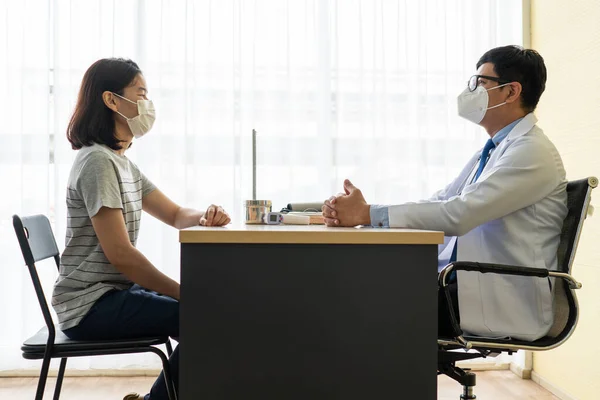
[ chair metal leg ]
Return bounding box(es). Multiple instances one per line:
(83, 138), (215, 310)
(53, 358), (68, 400)
(161, 357), (177, 400)
(166, 340), (173, 356)
(149, 347), (177, 400)
(461, 376), (477, 400)
(459, 371), (477, 399)
(438, 362), (476, 400)
(35, 353), (52, 400)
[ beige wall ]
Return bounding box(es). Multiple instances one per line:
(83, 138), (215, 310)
(530, 1), (600, 399)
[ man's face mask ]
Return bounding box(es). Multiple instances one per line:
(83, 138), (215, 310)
(112, 92), (156, 138)
(457, 79), (511, 124)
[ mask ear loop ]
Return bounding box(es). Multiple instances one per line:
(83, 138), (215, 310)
(111, 92), (137, 121)
(112, 92), (137, 105)
(485, 82), (512, 111)
(487, 101), (506, 111)
(486, 82), (512, 92)
(115, 110), (131, 121)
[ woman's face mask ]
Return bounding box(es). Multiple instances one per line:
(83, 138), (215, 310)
(112, 92), (156, 138)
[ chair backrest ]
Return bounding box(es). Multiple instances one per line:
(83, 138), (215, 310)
(547, 177), (597, 339)
(13, 214), (61, 337)
(556, 178), (597, 274)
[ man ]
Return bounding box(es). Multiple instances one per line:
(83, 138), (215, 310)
(322, 45), (567, 341)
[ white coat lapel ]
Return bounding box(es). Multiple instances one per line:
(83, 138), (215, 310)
(486, 113), (537, 166)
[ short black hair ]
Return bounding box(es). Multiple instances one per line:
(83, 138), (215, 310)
(477, 45), (547, 113)
(67, 58), (142, 150)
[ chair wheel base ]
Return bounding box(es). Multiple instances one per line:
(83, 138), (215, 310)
(438, 361), (477, 400)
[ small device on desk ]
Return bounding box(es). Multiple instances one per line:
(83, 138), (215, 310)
(265, 212), (310, 225)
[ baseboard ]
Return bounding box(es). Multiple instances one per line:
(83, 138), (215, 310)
(510, 362), (532, 379)
(0, 369), (161, 377)
(531, 371), (578, 400)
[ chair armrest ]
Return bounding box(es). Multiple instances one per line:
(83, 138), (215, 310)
(549, 271), (583, 289)
(439, 261), (549, 288)
(437, 261), (582, 349)
(439, 261), (550, 348)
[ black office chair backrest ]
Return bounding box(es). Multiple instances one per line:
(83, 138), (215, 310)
(547, 177), (597, 339)
(557, 178), (596, 274)
(13, 214), (61, 338)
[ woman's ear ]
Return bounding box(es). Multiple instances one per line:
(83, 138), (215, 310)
(506, 82), (522, 104)
(102, 91), (118, 112)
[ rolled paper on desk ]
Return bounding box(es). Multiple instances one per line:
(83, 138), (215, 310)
(286, 202), (325, 212)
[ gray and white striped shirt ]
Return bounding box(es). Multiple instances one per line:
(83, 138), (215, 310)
(52, 143), (156, 331)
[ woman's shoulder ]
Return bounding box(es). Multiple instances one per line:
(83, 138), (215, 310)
(72, 144), (122, 175)
(76, 143), (127, 166)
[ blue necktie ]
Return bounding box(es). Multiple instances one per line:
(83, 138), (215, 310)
(473, 138), (496, 183)
(449, 138), (496, 264)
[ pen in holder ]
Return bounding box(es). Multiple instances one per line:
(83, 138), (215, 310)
(244, 129), (272, 224)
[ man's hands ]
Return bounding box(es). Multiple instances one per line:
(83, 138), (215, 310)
(322, 179), (371, 227)
(200, 204), (231, 226)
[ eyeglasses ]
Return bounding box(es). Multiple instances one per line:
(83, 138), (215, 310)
(468, 75), (510, 92)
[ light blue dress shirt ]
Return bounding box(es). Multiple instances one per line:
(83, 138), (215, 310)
(369, 117), (524, 228)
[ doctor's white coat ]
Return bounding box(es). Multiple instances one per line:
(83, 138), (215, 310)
(387, 113), (567, 341)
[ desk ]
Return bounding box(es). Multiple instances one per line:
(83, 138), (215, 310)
(180, 225), (444, 400)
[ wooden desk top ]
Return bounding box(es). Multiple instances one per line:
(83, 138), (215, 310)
(179, 224), (444, 245)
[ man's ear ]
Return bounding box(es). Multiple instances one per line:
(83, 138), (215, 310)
(102, 91), (118, 112)
(505, 82), (522, 104)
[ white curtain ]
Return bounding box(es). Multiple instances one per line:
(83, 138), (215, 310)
(0, 0), (523, 371)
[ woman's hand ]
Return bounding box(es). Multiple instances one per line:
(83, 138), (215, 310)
(143, 189), (231, 229)
(200, 204), (231, 226)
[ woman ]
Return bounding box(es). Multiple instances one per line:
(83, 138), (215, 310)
(52, 58), (230, 400)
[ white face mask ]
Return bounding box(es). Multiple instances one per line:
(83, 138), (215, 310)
(457, 82), (511, 124)
(112, 92), (156, 138)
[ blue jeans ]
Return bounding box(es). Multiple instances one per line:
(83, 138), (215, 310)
(63, 285), (179, 400)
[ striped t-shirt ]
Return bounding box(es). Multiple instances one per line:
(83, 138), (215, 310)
(52, 143), (156, 331)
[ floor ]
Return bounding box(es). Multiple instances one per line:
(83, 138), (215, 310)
(0, 371), (560, 399)
(438, 371), (559, 400)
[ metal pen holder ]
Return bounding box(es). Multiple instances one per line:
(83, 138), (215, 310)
(244, 200), (272, 224)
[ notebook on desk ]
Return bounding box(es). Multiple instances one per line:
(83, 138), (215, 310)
(287, 211), (325, 225)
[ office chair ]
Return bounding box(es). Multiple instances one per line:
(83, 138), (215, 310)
(437, 177), (597, 400)
(12, 214), (177, 400)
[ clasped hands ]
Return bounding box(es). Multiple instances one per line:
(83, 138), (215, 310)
(322, 179), (371, 227)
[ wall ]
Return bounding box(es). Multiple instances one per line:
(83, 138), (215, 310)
(530, 1), (600, 399)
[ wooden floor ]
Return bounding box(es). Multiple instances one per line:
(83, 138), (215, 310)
(439, 371), (559, 400)
(0, 371), (559, 399)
